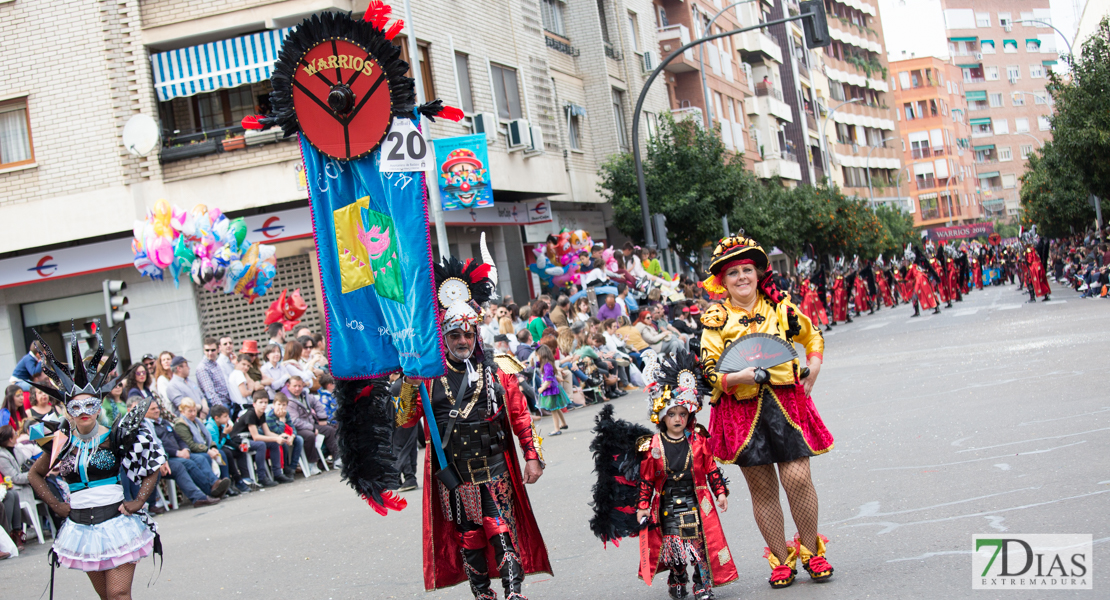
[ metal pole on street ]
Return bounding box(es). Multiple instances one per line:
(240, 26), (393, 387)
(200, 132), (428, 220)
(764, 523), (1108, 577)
(633, 14), (812, 248)
(699, 0), (758, 128)
(819, 98), (861, 183)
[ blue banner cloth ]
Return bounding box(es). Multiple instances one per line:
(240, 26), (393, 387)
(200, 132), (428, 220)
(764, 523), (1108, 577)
(301, 130), (445, 379)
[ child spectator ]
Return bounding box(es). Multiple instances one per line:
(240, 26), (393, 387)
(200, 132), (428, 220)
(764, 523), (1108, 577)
(228, 391), (287, 486)
(266, 393), (304, 481)
(534, 345), (569, 435)
(317, 374), (338, 424)
(205, 404), (252, 493)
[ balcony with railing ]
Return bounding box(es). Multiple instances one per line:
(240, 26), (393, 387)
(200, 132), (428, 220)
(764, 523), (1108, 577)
(754, 82), (783, 102)
(746, 85), (793, 122)
(657, 25), (694, 66)
(737, 29), (783, 63)
(911, 147), (932, 159)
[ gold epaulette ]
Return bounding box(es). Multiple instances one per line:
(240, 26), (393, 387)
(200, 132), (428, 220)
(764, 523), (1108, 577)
(493, 352), (526, 374)
(701, 303), (728, 330)
(636, 435), (652, 452)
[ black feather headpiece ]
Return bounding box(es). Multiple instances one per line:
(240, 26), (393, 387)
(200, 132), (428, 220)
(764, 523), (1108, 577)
(30, 322), (123, 403)
(433, 256), (495, 310)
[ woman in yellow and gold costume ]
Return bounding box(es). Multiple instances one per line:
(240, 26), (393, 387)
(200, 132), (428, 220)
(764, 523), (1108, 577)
(699, 234), (835, 589)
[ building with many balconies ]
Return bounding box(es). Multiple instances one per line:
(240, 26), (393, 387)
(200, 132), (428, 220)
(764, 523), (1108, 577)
(890, 57), (980, 228)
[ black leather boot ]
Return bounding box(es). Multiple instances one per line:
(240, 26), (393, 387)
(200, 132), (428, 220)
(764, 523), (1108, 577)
(490, 534), (526, 600)
(462, 546), (497, 600)
(912, 303), (920, 317)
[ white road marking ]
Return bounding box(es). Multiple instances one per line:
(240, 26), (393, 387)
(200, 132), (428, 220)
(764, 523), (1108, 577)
(984, 516), (1008, 531)
(870, 441), (1086, 471)
(950, 436), (974, 447)
(1043, 300), (1068, 304)
(862, 322), (889, 330)
(822, 487), (1040, 526)
(956, 427), (1110, 453)
(887, 550), (972, 563)
(953, 308), (979, 317)
(848, 489), (1110, 535)
(1019, 406), (1110, 426)
(996, 304), (1022, 310)
(994, 463), (1010, 471)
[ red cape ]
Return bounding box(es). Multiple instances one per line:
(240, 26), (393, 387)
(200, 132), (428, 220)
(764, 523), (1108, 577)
(404, 372), (553, 591)
(638, 432), (738, 587)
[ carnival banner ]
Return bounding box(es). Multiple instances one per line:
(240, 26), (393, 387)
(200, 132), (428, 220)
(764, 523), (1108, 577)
(925, 222), (995, 241)
(433, 134), (494, 211)
(301, 132), (444, 379)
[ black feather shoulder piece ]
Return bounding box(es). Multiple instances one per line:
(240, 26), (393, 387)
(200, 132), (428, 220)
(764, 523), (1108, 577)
(110, 396), (154, 450)
(588, 404), (653, 547)
(334, 378), (407, 515)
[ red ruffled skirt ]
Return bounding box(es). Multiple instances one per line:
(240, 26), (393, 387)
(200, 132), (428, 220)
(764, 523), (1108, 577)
(707, 384), (834, 467)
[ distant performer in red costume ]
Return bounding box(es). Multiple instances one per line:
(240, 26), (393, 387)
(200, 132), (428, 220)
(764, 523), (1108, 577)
(1024, 243), (1052, 303)
(831, 265), (850, 324)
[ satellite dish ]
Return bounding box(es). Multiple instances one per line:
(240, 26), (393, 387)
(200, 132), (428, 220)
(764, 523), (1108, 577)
(122, 114), (160, 157)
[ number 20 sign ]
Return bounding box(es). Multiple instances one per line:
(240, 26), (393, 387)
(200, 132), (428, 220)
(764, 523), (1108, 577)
(379, 118), (430, 173)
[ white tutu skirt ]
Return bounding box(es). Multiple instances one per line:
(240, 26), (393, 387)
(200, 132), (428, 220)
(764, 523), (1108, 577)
(54, 513), (155, 572)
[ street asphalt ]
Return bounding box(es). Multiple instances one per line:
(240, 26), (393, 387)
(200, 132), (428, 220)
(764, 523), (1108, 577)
(4, 282), (1108, 600)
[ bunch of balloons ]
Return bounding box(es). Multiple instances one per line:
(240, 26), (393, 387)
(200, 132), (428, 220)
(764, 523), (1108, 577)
(132, 199), (277, 303)
(528, 228), (596, 288)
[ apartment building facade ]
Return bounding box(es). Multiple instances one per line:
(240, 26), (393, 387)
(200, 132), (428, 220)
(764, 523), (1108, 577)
(0, 0), (669, 375)
(890, 57), (980, 228)
(941, 0), (1058, 217)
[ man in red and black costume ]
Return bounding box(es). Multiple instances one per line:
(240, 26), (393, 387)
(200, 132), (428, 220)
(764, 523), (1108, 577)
(395, 256), (550, 600)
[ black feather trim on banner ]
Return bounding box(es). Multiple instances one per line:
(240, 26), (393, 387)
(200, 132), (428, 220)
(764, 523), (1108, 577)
(334, 378), (406, 514)
(588, 404), (652, 547)
(269, 11), (417, 141)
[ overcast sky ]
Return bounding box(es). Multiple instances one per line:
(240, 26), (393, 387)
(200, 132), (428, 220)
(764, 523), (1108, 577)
(879, 0), (1086, 70)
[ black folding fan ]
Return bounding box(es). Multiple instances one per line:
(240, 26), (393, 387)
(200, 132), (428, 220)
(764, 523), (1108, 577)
(717, 333), (797, 373)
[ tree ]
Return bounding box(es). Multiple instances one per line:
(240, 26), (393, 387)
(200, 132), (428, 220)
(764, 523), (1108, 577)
(1019, 141), (1094, 237)
(599, 114), (758, 267)
(1048, 17), (1110, 203)
(872, 203), (917, 258)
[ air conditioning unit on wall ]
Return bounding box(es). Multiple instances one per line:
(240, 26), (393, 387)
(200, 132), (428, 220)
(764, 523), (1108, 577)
(472, 113), (499, 144)
(508, 119), (532, 149)
(528, 126), (545, 153)
(641, 51), (655, 73)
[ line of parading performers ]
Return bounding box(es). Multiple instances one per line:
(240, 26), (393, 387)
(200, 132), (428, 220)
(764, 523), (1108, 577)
(337, 257), (550, 600)
(25, 327), (167, 600)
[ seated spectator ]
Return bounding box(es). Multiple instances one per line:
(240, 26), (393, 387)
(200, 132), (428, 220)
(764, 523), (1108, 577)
(216, 336), (236, 379)
(635, 310), (681, 355)
(123, 362), (156, 403)
(173, 398), (238, 497)
(2, 385), (26, 430)
(596, 294), (623, 321)
(265, 394), (302, 482)
(317, 374), (338, 424)
(205, 404), (252, 493)
(652, 303), (688, 347)
(616, 315), (649, 355)
(97, 378), (128, 428)
(575, 332), (627, 398)
(0, 425), (29, 550)
(165, 356), (206, 416)
(153, 351), (175, 400)
(147, 400), (228, 507)
(9, 341), (44, 392)
(515, 329), (535, 362)
(283, 340), (321, 389)
(227, 391), (285, 487)
(602, 318), (642, 373)
(27, 387), (58, 421)
(296, 336), (327, 384)
(282, 377), (335, 473)
(262, 344), (293, 398)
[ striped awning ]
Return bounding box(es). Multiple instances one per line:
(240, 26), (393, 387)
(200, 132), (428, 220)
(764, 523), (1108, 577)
(965, 91), (987, 101)
(973, 144), (995, 151)
(969, 117), (992, 125)
(151, 28), (293, 101)
(977, 171), (1000, 179)
(949, 36), (977, 42)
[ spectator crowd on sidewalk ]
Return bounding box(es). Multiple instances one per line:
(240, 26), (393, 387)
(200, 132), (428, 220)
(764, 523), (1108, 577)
(0, 322), (342, 559)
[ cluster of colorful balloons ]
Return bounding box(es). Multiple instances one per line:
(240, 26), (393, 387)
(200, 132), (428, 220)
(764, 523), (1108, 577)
(132, 199), (277, 303)
(528, 229), (595, 288)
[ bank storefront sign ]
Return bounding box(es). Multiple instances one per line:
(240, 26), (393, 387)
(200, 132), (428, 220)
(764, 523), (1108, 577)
(973, 534), (1092, 589)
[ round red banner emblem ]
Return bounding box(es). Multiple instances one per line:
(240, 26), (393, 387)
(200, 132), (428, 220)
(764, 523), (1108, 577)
(292, 39), (393, 160)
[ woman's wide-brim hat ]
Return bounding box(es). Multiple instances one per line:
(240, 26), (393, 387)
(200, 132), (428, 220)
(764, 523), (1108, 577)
(708, 234), (768, 275)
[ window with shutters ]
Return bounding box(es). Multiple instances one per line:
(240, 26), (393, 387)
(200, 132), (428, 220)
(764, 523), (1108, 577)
(0, 98), (34, 168)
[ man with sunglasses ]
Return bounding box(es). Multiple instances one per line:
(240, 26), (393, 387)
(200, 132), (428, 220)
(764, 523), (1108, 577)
(195, 337), (232, 415)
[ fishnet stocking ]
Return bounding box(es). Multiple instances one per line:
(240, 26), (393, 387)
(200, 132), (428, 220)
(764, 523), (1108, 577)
(87, 571), (108, 600)
(740, 458), (819, 563)
(103, 561), (137, 600)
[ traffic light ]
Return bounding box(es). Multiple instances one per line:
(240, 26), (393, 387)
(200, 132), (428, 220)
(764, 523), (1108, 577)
(801, 0), (831, 48)
(102, 280), (129, 327)
(652, 213), (669, 250)
(83, 320), (100, 352)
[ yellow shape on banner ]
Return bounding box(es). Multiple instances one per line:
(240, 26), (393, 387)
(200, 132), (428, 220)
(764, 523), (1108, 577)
(333, 196), (376, 294)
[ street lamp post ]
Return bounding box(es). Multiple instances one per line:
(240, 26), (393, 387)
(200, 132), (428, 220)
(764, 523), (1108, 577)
(1015, 131), (1045, 149)
(633, 13), (812, 247)
(866, 136), (895, 208)
(819, 98), (861, 184)
(1015, 20), (1073, 56)
(699, 0), (758, 128)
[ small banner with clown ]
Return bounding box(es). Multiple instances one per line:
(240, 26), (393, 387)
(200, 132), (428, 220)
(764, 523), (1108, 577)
(433, 134), (494, 211)
(242, 9), (463, 380)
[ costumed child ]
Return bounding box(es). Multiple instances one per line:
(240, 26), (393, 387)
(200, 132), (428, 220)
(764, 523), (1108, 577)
(533, 345), (569, 435)
(25, 326), (167, 599)
(589, 351), (737, 600)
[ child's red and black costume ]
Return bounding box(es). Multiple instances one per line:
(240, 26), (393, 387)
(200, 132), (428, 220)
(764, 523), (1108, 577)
(589, 351), (737, 600)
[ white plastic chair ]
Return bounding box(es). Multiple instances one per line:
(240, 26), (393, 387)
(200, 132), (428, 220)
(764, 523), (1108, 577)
(299, 449), (314, 478)
(20, 498), (44, 544)
(162, 479), (179, 510)
(315, 435), (330, 472)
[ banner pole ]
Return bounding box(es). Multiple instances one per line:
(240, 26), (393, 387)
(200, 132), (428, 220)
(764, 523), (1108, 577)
(404, 0), (450, 259)
(417, 384), (450, 470)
